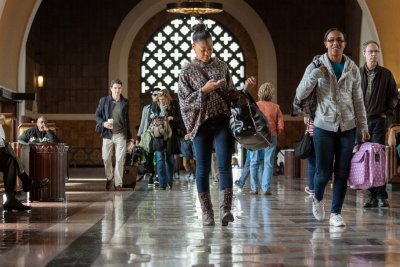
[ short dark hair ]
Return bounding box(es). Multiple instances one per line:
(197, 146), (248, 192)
(110, 79), (123, 87)
(323, 27), (347, 42)
(192, 23), (212, 43)
(150, 87), (161, 94)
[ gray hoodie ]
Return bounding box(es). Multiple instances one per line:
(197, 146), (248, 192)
(296, 53), (368, 133)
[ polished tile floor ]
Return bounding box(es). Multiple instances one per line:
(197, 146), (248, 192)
(1, 168), (400, 267)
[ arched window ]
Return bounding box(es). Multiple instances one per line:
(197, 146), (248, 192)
(140, 16), (246, 93)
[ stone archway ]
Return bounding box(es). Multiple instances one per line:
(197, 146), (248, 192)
(108, 0), (276, 136)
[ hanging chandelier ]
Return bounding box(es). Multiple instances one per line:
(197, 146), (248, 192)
(166, 1), (223, 15)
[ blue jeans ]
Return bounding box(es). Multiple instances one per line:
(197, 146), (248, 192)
(307, 147), (316, 190)
(237, 158), (250, 186)
(313, 127), (355, 214)
(180, 139), (194, 159)
(250, 135), (277, 192)
(192, 117), (233, 193)
(397, 144), (400, 159)
(155, 151), (175, 188)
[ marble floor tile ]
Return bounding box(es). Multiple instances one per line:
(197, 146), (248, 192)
(0, 168), (400, 266)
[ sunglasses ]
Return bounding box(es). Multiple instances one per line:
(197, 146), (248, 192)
(152, 93), (158, 96)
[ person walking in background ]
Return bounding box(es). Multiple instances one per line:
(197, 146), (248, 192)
(178, 22), (256, 226)
(304, 117), (315, 196)
(249, 82), (284, 195)
(95, 79), (134, 191)
(235, 150), (251, 189)
(358, 40), (397, 208)
(296, 28), (369, 227)
(137, 87), (160, 185)
(151, 89), (181, 190)
(181, 132), (196, 181)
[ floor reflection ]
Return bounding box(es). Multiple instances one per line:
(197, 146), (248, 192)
(0, 169), (400, 266)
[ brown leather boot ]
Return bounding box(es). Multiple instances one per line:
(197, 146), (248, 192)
(219, 188), (234, 226)
(198, 192), (215, 226)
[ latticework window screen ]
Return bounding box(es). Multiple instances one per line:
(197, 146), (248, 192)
(140, 16), (246, 93)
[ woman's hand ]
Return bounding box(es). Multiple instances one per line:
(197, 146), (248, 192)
(202, 79), (226, 93)
(319, 64), (329, 76)
(361, 130), (370, 142)
(244, 76), (256, 90)
(150, 113), (155, 119)
(167, 116), (173, 121)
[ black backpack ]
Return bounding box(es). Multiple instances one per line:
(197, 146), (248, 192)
(291, 56), (322, 119)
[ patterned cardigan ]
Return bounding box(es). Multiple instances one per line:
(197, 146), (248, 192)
(178, 57), (237, 140)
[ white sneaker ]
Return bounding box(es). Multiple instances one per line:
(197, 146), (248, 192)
(329, 214), (346, 227)
(312, 197), (325, 221)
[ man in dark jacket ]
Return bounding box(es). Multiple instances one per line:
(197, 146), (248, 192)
(95, 79), (133, 191)
(18, 116), (59, 144)
(359, 40), (398, 208)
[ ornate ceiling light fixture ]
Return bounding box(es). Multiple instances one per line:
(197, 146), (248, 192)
(166, 1), (223, 15)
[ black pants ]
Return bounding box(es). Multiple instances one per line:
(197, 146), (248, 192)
(357, 116), (388, 200)
(146, 148), (155, 176)
(0, 149), (18, 194)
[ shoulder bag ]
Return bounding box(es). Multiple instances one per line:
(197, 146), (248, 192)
(187, 63), (271, 151)
(293, 120), (312, 159)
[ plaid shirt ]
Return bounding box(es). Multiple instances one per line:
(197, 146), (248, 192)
(178, 58), (236, 139)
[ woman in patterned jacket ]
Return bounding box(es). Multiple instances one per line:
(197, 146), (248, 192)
(178, 22), (256, 227)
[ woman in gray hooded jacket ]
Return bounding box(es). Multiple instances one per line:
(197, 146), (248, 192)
(296, 28), (370, 227)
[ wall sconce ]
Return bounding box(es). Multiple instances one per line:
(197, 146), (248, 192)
(37, 74), (44, 88)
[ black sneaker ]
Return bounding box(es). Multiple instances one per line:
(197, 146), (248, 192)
(363, 198), (378, 208)
(235, 180), (243, 189)
(154, 177), (160, 187)
(148, 175), (154, 185)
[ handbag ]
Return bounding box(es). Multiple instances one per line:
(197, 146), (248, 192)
(149, 116), (172, 140)
(138, 130), (152, 152)
(229, 89), (271, 151)
(293, 121), (312, 158)
(187, 63), (271, 151)
(348, 142), (386, 190)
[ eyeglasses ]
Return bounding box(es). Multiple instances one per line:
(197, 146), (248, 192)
(152, 93), (158, 96)
(366, 50), (380, 55)
(326, 38), (345, 43)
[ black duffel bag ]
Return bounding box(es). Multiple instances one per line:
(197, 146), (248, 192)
(229, 89), (271, 151)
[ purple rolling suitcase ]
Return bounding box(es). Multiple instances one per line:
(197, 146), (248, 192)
(348, 142), (387, 190)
